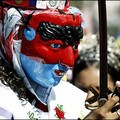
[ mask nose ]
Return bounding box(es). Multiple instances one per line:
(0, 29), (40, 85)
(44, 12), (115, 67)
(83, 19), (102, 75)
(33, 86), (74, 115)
(60, 46), (75, 68)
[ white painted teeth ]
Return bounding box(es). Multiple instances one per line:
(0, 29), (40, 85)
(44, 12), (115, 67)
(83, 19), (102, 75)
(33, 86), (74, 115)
(59, 72), (64, 76)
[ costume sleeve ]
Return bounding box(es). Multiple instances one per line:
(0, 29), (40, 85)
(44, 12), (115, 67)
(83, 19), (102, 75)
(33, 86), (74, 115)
(0, 107), (14, 120)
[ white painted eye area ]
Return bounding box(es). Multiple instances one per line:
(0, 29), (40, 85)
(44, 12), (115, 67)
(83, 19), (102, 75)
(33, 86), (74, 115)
(73, 44), (79, 50)
(50, 44), (62, 48)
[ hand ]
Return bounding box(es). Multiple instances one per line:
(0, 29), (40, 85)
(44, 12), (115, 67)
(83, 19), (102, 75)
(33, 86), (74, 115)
(116, 81), (120, 94)
(84, 96), (120, 119)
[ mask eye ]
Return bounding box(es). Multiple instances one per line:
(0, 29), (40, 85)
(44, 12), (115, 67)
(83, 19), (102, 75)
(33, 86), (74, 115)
(73, 44), (79, 50)
(50, 44), (62, 48)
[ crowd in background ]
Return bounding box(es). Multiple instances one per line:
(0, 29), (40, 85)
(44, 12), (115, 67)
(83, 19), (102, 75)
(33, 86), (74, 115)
(65, 1), (120, 84)
(70, 1), (120, 38)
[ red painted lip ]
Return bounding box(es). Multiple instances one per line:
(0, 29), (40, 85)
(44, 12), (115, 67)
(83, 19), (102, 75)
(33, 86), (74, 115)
(54, 70), (65, 76)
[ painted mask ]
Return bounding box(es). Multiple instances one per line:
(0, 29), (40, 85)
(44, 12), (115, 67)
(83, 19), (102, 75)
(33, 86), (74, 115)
(0, 1), (83, 104)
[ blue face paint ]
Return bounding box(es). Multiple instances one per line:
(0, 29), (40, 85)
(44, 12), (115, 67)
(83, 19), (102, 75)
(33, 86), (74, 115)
(23, 27), (35, 41)
(20, 53), (68, 88)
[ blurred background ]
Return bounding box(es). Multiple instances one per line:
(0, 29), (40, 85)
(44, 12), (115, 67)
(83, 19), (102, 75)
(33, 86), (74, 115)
(63, 1), (120, 82)
(70, 1), (120, 38)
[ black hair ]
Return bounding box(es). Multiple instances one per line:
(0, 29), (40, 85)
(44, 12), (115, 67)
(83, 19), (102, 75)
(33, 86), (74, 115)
(71, 35), (120, 86)
(71, 55), (120, 85)
(0, 57), (27, 100)
(71, 58), (99, 85)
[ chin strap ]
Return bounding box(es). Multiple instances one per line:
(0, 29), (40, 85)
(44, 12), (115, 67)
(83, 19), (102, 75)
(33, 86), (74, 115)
(98, 0), (108, 107)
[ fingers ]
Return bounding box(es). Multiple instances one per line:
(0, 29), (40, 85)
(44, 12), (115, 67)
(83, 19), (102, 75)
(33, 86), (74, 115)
(116, 81), (120, 94)
(116, 81), (120, 87)
(84, 96), (120, 120)
(101, 96), (119, 112)
(112, 109), (120, 119)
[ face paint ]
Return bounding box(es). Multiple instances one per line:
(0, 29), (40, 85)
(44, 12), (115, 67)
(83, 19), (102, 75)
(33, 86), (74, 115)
(21, 10), (82, 63)
(19, 10), (83, 87)
(0, 6), (83, 104)
(20, 53), (68, 87)
(0, 8), (83, 95)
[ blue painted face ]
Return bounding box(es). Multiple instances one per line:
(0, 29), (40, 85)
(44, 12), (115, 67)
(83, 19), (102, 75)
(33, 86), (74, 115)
(20, 53), (68, 88)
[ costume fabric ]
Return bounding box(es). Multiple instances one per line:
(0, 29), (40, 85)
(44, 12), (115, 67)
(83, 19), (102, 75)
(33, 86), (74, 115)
(0, 81), (90, 119)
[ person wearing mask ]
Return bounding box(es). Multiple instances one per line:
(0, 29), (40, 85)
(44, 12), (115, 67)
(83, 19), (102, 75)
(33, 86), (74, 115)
(0, 1), (120, 119)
